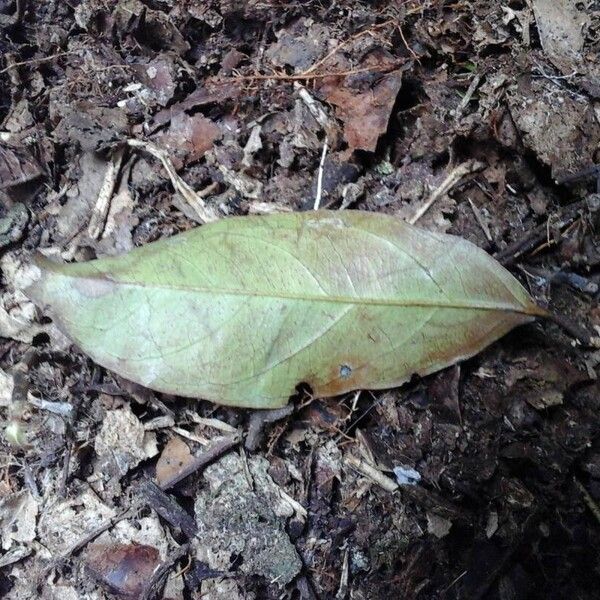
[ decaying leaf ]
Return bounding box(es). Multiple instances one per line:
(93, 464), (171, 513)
(318, 51), (404, 152)
(85, 543), (161, 598)
(26, 210), (544, 408)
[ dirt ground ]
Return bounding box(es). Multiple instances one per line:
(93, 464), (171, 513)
(1, 1), (600, 598)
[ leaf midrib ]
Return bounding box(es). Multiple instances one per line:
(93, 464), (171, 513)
(65, 272), (540, 315)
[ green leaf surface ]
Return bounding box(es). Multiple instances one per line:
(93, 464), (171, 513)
(27, 210), (545, 408)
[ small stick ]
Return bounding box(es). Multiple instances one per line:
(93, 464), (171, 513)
(295, 82), (332, 131)
(59, 441), (72, 498)
(141, 544), (190, 600)
(127, 139), (219, 223)
(313, 136), (329, 210)
(62, 506), (138, 560)
(409, 160), (484, 224)
(335, 547), (350, 599)
(300, 19), (396, 76)
(468, 197), (493, 242)
(455, 73), (482, 119)
(0, 51), (74, 74)
(159, 434), (240, 490)
(546, 312), (600, 348)
(494, 198), (592, 266)
(344, 454), (398, 493)
(245, 405), (294, 451)
(556, 164), (600, 193)
(217, 62), (404, 84)
(87, 148), (124, 239)
(574, 477), (600, 526)
(397, 24), (420, 64)
(138, 479), (198, 538)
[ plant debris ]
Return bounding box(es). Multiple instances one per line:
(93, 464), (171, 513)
(1, 2), (600, 598)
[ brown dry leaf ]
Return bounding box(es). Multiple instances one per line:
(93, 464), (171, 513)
(52, 101), (129, 153)
(132, 56), (178, 107)
(154, 113), (221, 168)
(149, 81), (240, 132)
(532, 0), (600, 97)
(155, 436), (194, 488)
(266, 17), (329, 71)
(0, 143), (43, 190)
(319, 51), (404, 152)
(85, 543), (161, 598)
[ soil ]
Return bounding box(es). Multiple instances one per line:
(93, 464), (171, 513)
(1, 1), (600, 599)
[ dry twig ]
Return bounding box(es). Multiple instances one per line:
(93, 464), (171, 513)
(409, 160), (484, 224)
(87, 148), (124, 239)
(314, 137), (329, 210)
(344, 454), (398, 493)
(127, 138), (219, 223)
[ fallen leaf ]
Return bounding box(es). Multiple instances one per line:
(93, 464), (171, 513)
(26, 210), (544, 409)
(0, 143), (43, 190)
(154, 113), (221, 168)
(426, 512), (452, 539)
(94, 406), (158, 479)
(85, 543), (160, 598)
(0, 290), (45, 343)
(507, 78), (600, 177)
(37, 485), (116, 556)
(155, 436), (194, 487)
(0, 491), (38, 550)
(532, 0), (600, 97)
(319, 51), (404, 152)
(0, 367), (14, 407)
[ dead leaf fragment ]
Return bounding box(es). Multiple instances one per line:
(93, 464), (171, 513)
(426, 512), (453, 539)
(266, 18), (329, 71)
(319, 52), (404, 152)
(194, 453), (302, 584)
(154, 113), (221, 168)
(0, 491), (38, 550)
(95, 406), (158, 479)
(133, 57), (178, 107)
(155, 436), (194, 488)
(507, 78), (600, 177)
(0, 143), (43, 190)
(85, 543), (161, 598)
(37, 485), (116, 556)
(0, 290), (45, 343)
(53, 101), (129, 152)
(0, 367), (14, 407)
(532, 0), (600, 97)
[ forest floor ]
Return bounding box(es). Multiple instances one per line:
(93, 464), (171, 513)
(1, 1), (600, 599)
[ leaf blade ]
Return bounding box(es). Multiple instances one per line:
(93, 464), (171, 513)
(27, 210), (543, 408)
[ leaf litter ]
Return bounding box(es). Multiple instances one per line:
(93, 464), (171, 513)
(1, 2), (600, 598)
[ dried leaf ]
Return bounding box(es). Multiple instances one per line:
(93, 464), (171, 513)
(319, 52), (404, 152)
(85, 543), (160, 597)
(155, 436), (194, 488)
(0, 143), (43, 190)
(26, 210), (544, 408)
